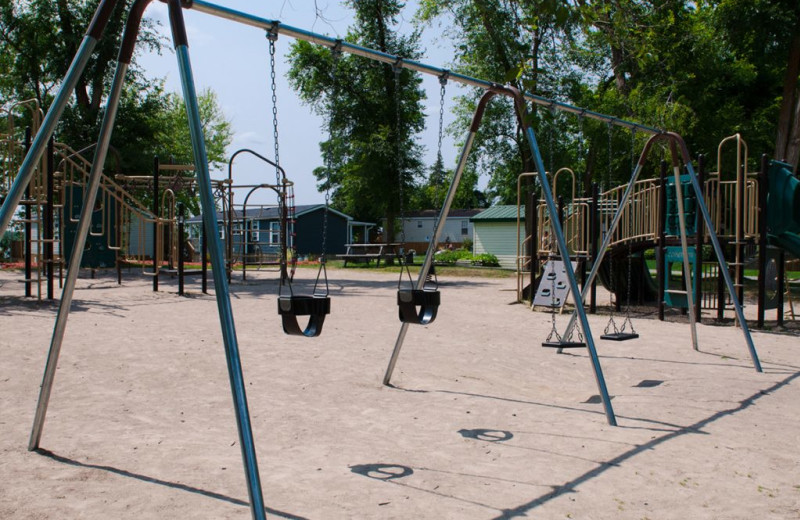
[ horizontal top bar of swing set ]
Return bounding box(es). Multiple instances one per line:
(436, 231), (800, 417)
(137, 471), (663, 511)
(186, 0), (660, 135)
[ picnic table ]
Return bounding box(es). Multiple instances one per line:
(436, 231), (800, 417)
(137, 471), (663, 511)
(339, 243), (400, 267)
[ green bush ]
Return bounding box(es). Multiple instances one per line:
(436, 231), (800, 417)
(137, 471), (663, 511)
(471, 253), (500, 267)
(434, 249), (472, 265)
(461, 237), (473, 252)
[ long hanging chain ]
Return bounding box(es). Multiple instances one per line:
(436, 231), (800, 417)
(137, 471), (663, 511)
(622, 127), (638, 333)
(313, 43), (341, 297)
(268, 27), (289, 288)
(434, 72), (447, 208)
(577, 114), (584, 196)
(394, 61), (406, 251)
(567, 115), (587, 344)
(605, 121), (619, 335)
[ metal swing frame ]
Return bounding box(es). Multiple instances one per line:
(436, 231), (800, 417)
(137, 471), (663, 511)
(559, 133), (761, 372)
(0, 1), (759, 518)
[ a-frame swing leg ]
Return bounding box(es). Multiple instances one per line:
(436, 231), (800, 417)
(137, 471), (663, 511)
(675, 137), (762, 372)
(560, 134), (761, 372)
(28, 10), (133, 450)
(168, 1), (267, 516)
(26, 4), (269, 519)
(511, 89), (616, 426)
(384, 87), (618, 427)
(383, 95), (483, 386)
(667, 141), (699, 350)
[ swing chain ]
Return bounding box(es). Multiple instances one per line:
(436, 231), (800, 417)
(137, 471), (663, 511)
(268, 30), (286, 277)
(393, 60), (408, 254)
(621, 127), (639, 334)
(577, 112), (585, 195)
(436, 72), (447, 182)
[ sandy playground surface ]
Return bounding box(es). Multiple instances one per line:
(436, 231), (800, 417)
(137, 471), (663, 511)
(0, 266), (799, 519)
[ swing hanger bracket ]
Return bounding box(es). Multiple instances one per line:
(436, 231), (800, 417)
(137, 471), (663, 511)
(392, 57), (403, 75)
(438, 70), (449, 86)
(266, 22), (279, 42)
(331, 38), (343, 58)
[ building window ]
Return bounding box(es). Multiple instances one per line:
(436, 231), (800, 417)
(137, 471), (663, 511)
(461, 220), (469, 235)
(269, 221), (281, 244)
(417, 220), (423, 228)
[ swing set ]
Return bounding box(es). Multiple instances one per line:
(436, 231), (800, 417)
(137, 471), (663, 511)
(0, 1), (763, 518)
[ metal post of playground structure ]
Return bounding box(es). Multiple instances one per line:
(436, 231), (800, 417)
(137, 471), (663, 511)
(45, 137), (55, 300)
(658, 161), (667, 321)
(178, 202), (185, 296)
(153, 155), (160, 292)
(166, 1), (267, 517)
(757, 154), (769, 328)
(590, 182), (599, 314)
(23, 127), (32, 298)
(695, 155), (706, 324)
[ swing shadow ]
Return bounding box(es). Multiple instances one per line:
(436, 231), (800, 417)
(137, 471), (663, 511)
(389, 385), (685, 432)
(33, 448), (310, 520)
(373, 372), (800, 518)
(486, 370), (800, 519)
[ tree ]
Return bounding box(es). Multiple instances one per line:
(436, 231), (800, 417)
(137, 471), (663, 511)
(417, 0), (582, 204)
(287, 0), (426, 245)
(0, 1), (232, 213)
(0, 0), (164, 143)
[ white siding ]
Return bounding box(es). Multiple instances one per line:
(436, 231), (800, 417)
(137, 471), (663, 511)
(473, 221), (524, 269)
(397, 217), (474, 243)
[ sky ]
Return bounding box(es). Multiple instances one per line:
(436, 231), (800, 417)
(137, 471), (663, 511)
(138, 0), (469, 209)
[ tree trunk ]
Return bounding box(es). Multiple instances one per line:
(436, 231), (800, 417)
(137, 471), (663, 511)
(775, 24), (800, 172)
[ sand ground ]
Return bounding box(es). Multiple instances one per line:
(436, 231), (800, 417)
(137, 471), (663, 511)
(1, 266), (798, 519)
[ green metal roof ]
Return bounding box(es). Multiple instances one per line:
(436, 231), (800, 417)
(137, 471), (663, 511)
(471, 205), (523, 222)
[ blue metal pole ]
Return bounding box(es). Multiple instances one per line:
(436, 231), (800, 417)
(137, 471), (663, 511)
(186, 0), (660, 136)
(509, 89), (616, 426)
(167, 2), (267, 517)
(678, 141), (762, 372)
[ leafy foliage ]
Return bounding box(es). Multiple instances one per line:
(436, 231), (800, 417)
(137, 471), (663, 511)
(287, 0), (426, 243)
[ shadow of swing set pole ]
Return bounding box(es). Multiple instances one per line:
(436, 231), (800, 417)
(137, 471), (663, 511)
(0, 1), (762, 519)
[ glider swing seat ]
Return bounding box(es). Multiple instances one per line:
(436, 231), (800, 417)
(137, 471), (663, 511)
(271, 28), (331, 337)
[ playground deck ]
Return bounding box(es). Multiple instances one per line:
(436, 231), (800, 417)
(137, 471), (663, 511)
(1, 268), (798, 519)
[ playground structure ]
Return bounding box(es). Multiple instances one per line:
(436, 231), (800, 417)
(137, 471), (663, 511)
(0, 1), (778, 519)
(517, 134), (799, 327)
(0, 103), (296, 297)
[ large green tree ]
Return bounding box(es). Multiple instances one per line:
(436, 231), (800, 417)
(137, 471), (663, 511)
(419, 0), (800, 197)
(287, 0), (426, 243)
(0, 0), (232, 210)
(417, 0), (582, 204)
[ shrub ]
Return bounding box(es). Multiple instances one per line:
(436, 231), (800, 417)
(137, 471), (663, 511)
(471, 253), (500, 267)
(434, 249), (471, 265)
(461, 237), (473, 252)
